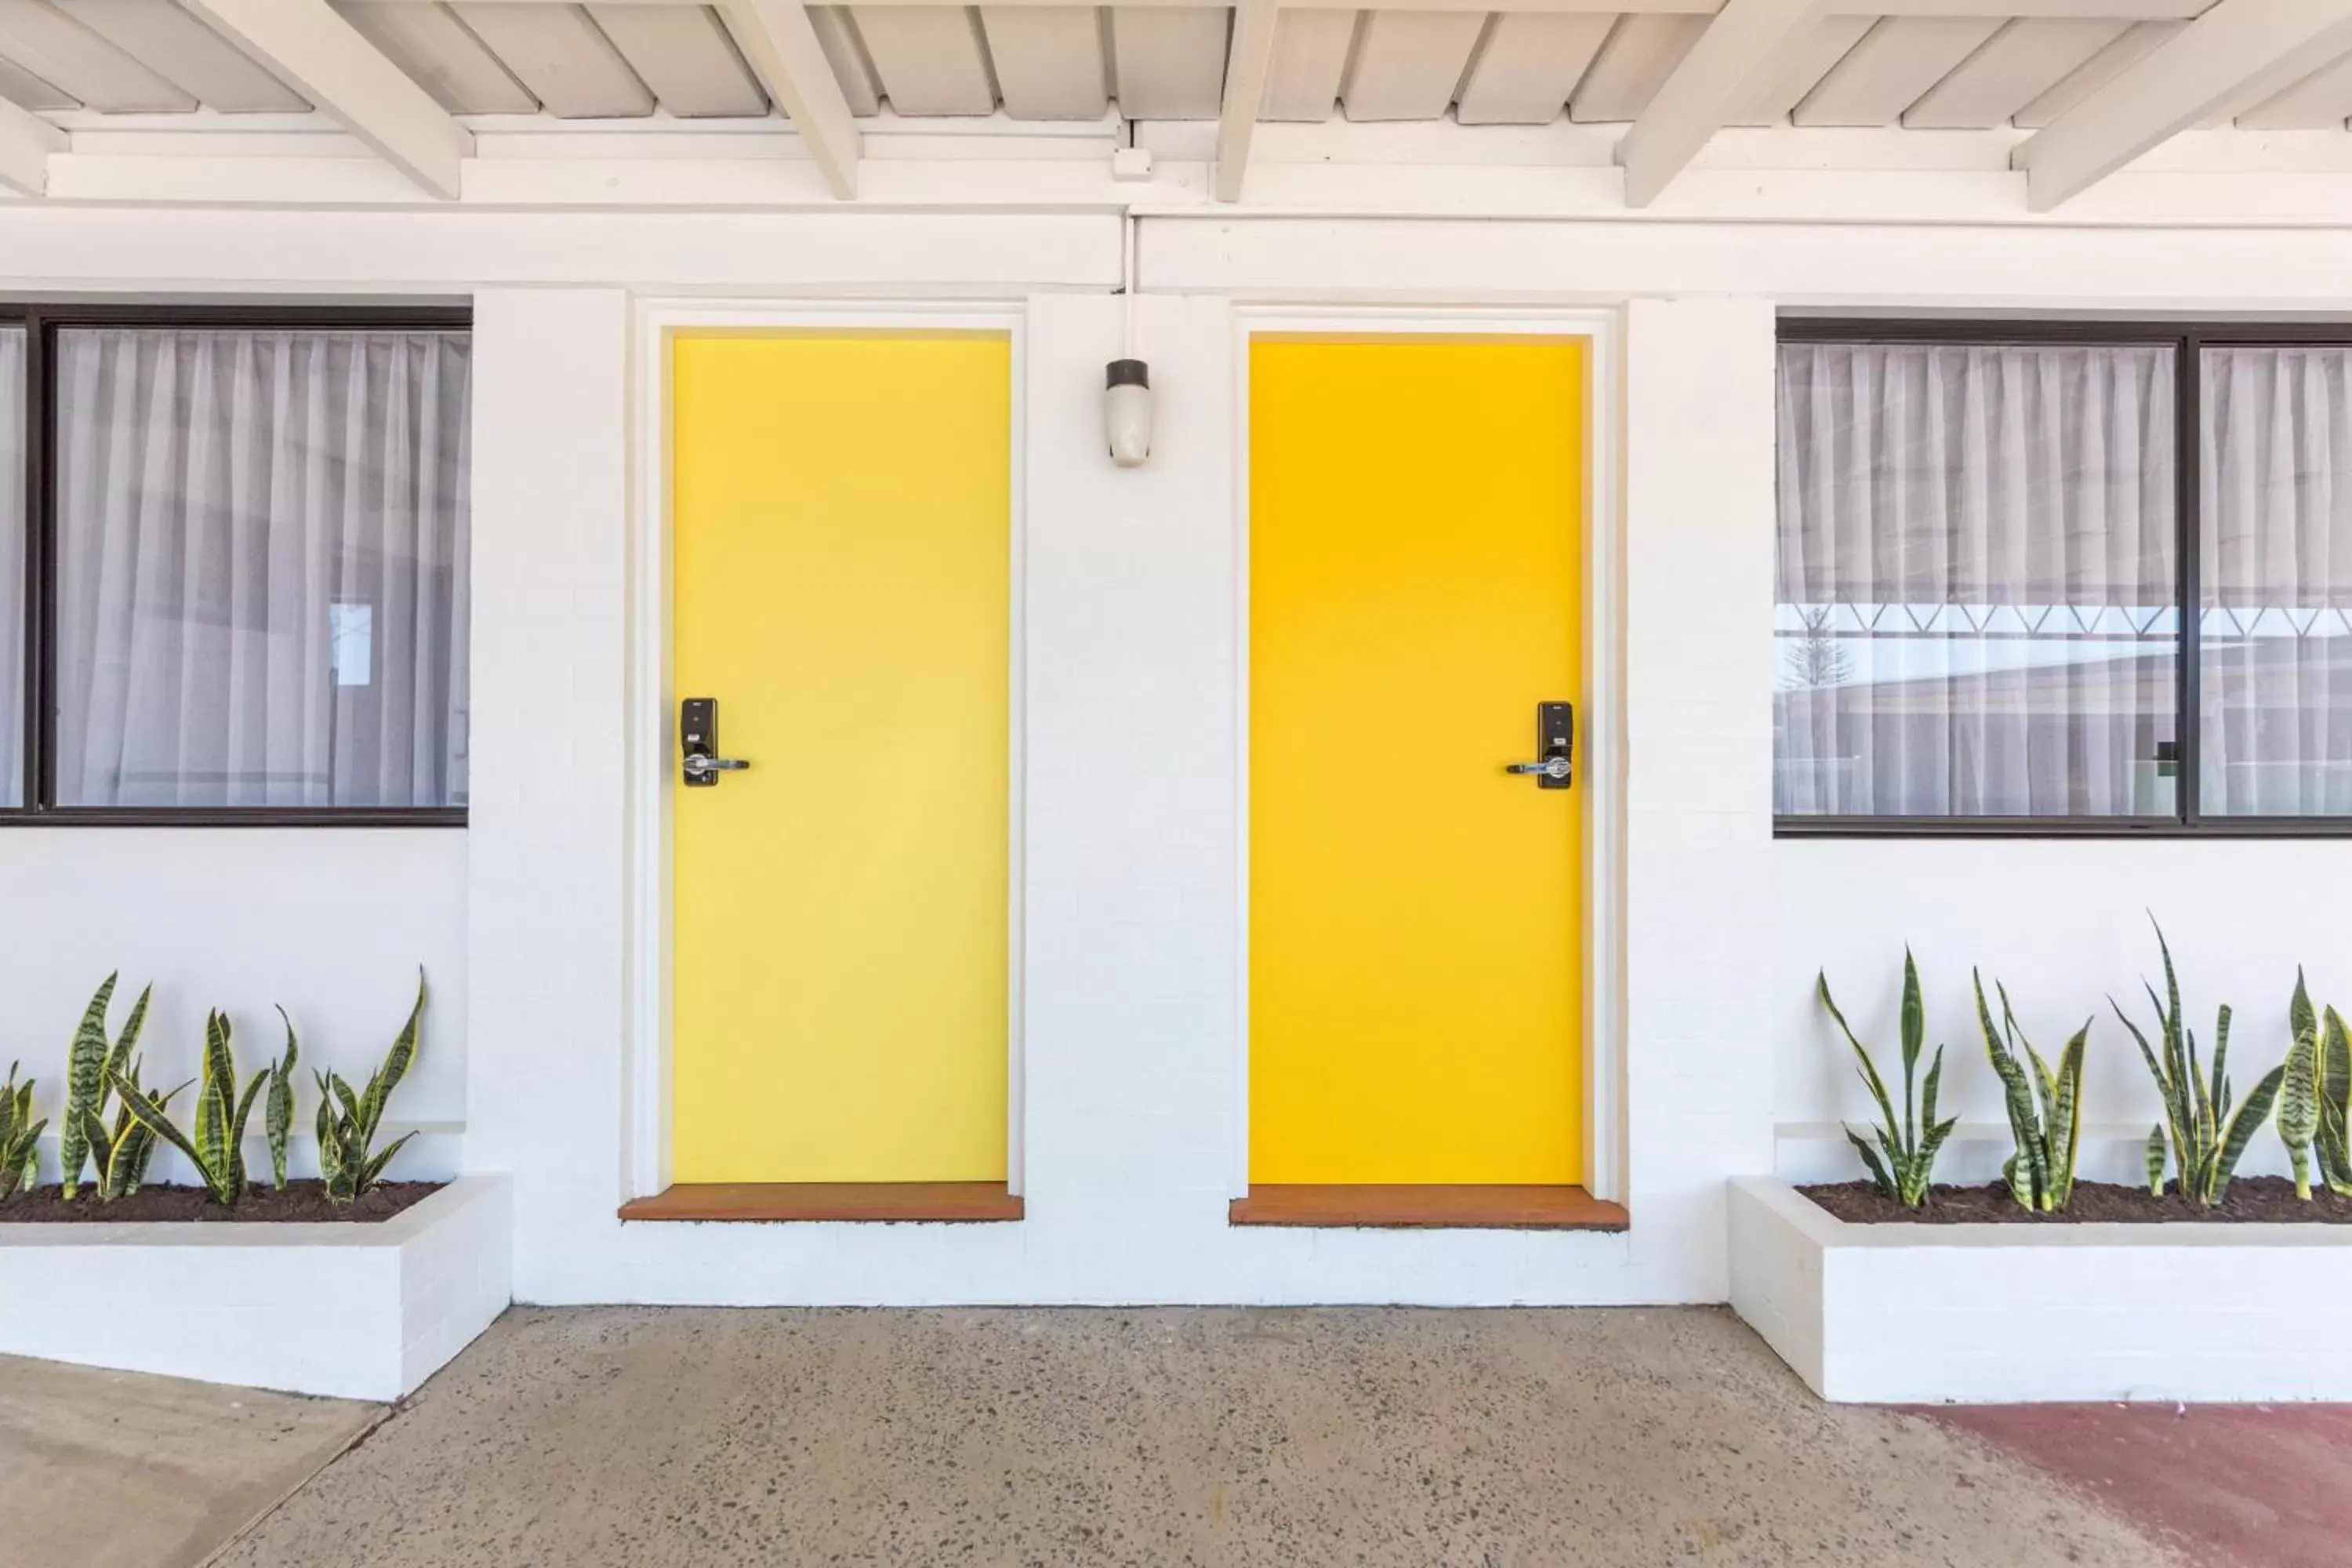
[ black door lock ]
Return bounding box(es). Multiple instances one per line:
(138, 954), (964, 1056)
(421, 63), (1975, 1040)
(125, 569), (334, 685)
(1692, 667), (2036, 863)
(1505, 702), (1574, 789)
(680, 697), (750, 787)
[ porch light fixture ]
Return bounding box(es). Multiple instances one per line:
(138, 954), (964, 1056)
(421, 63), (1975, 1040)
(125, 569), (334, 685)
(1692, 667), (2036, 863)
(1105, 358), (1152, 468)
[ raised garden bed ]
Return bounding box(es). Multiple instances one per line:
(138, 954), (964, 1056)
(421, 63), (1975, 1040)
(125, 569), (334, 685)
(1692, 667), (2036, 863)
(1730, 1175), (2352, 1405)
(0, 1180), (443, 1224)
(0, 1174), (511, 1402)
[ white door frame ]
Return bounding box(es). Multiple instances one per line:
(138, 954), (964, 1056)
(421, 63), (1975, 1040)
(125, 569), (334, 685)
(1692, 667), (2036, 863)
(1229, 305), (1627, 1205)
(625, 298), (1030, 1200)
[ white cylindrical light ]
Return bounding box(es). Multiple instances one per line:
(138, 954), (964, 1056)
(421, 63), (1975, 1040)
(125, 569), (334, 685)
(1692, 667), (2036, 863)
(1105, 358), (1152, 469)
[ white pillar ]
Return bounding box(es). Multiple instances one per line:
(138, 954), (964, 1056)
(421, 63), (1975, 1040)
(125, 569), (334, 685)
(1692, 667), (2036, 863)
(1620, 296), (1780, 1298)
(464, 288), (632, 1300)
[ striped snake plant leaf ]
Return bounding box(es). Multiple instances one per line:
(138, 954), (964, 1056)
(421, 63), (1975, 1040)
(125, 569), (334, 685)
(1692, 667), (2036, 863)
(358, 973), (426, 1144)
(2146, 1125), (2169, 1196)
(1978, 973), (2048, 1210)
(59, 973), (120, 1201)
(111, 1070), (237, 1206)
(229, 1073), (267, 1196)
(103, 1080), (184, 1200)
(314, 1087), (347, 1200)
(2213, 1064), (2287, 1204)
(194, 1011), (234, 1187)
(2048, 1022), (2089, 1209)
(1899, 950), (1926, 1149)
(357, 1131), (419, 1192)
(1820, 973), (1902, 1140)
(103, 985), (151, 1089)
(2319, 1005), (2352, 1198)
(2281, 972), (2321, 1200)
(266, 1009), (300, 1189)
(2212, 1004), (2235, 1133)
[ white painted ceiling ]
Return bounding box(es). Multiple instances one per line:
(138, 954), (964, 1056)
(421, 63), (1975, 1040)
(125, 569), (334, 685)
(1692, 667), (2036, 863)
(2, 0), (2347, 132)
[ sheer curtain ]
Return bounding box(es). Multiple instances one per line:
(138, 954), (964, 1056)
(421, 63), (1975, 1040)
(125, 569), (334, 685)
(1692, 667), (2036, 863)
(0, 328), (20, 807)
(52, 328), (470, 809)
(1775, 342), (2177, 818)
(2201, 347), (2352, 817)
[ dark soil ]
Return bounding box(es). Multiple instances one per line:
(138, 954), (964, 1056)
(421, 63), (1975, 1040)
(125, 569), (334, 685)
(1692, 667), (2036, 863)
(1803, 1175), (2352, 1224)
(0, 1179), (442, 1224)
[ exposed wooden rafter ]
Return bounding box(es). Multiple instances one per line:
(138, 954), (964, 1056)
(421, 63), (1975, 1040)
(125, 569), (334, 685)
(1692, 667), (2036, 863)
(1618, 0), (1833, 207)
(717, 0), (862, 199)
(2016, 0), (2352, 210)
(178, 0), (471, 199)
(0, 94), (64, 198)
(1214, 0), (1282, 202)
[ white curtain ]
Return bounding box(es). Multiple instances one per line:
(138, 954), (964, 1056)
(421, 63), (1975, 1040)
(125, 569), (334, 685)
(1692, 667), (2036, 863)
(2201, 347), (2352, 817)
(0, 328), (20, 807)
(1775, 343), (2177, 817)
(53, 329), (470, 808)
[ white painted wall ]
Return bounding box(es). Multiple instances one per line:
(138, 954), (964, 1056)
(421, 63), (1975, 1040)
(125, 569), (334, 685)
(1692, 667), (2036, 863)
(0, 829), (467, 1183)
(2, 198), (2350, 1304)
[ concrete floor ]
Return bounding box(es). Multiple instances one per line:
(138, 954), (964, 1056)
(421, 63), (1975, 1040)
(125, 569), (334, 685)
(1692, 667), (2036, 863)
(214, 1305), (2184, 1568)
(0, 1353), (379, 1568)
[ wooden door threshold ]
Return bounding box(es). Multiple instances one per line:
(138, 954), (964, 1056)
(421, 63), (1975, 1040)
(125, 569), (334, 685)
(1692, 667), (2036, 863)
(1229, 1184), (1627, 1232)
(620, 1181), (1022, 1224)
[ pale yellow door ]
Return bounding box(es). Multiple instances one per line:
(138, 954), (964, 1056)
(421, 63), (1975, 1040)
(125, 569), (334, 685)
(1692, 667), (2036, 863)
(1249, 337), (1585, 1185)
(669, 333), (1011, 1184)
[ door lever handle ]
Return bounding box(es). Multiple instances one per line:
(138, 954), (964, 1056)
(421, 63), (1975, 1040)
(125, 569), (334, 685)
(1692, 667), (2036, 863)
(1511, 701), (1575, 789)
(683, 753), (750, 779)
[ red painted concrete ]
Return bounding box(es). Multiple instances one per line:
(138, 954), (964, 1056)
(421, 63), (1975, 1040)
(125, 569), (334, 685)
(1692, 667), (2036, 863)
(1926, 1403), (2352, 1568)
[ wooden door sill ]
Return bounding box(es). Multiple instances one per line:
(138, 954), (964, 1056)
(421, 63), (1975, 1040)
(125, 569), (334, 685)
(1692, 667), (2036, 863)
(1229, 1183), (1628, 1232)
(619, 1181), (1022, 1224)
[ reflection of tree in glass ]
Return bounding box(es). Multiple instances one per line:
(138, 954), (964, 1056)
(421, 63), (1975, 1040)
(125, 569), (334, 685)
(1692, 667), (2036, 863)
(1780, 605), (1853, 691)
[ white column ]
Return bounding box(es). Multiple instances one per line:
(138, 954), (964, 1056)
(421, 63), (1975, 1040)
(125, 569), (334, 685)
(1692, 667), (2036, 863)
(464, 288), (632, 1300)
(1620, 296), (1780, 1298)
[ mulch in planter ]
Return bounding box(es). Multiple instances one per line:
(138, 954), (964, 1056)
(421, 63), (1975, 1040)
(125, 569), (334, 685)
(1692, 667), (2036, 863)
(0, 1180), (443, 1224)
(1803, 1176), (2352, 1225)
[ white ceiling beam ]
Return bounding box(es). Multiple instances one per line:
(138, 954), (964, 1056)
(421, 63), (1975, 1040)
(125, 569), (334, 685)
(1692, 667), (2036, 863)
(717, 0), (861, 200)
(1618, 0), (1834, 206)
(178, 0), (470, 199)
(0, 95), (64, 197)
(1214, 0), (1282, 202)
(2016, 0), (2352, 211)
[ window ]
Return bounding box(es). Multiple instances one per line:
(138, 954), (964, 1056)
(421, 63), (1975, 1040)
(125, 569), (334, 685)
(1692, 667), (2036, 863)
(1776, 321), (2352, 835)
(3, 307), (470, 822)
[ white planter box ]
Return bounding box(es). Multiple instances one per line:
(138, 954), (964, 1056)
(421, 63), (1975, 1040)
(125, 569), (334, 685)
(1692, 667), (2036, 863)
(1730, 1174), (2352, 1404)
(0, 1174), (510, 1402)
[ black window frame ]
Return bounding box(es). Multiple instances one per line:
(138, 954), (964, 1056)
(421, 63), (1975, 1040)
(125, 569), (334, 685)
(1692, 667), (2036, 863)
(1, 300), (473, 828)
(1777, 315), (2352, 840)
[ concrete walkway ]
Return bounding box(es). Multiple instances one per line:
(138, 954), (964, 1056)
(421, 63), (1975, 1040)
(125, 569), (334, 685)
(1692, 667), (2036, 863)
(0, 1353), (379, 1568)
(214, 1305), (2186, 1568)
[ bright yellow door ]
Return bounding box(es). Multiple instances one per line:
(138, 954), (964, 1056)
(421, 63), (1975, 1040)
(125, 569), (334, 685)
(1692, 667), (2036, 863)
(1249, 337), (1584, 1185)
(670, 333), (1011, 1184)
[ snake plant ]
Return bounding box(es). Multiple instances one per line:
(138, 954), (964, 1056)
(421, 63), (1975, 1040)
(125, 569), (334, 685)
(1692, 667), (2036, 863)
(1819, 951), (1957, 1208)
(1974, 973), (2088, 1213)
(113, 1011), (270, 1207)
(1, 1062), (42, 1200)
(315, 972), (426, 1203)
(2114, 922), (2282, 1207)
